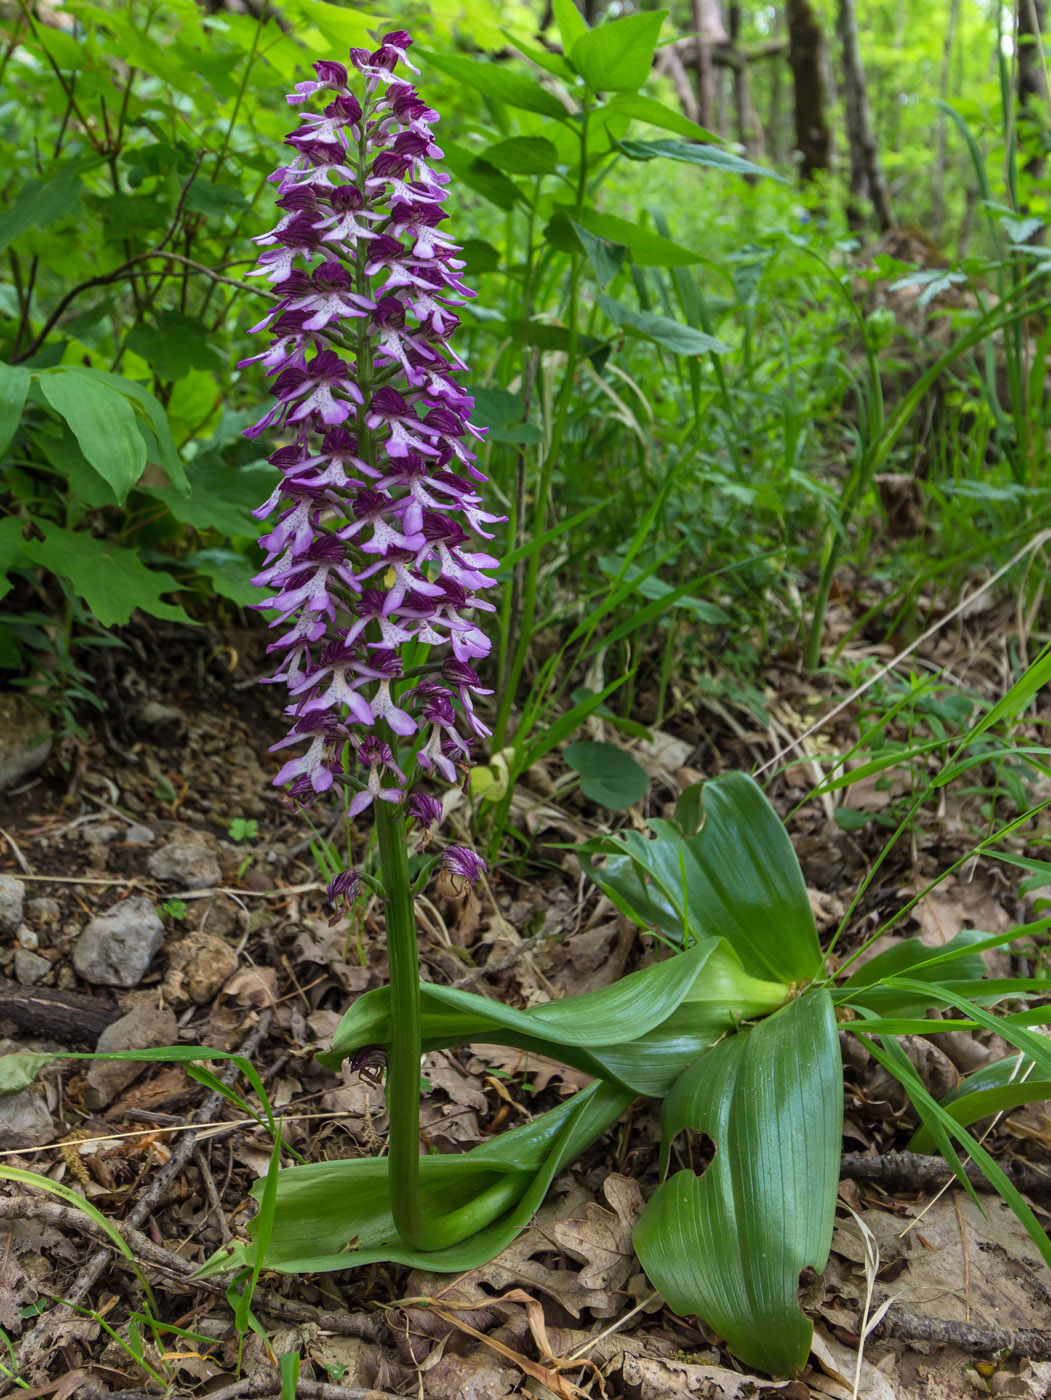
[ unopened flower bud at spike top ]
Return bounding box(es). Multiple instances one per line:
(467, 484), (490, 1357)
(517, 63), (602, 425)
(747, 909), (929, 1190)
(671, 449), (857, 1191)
(242, 32), (504, 826)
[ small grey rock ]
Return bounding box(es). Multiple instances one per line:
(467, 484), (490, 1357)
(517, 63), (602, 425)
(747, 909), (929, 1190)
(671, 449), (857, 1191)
(82, 824), (119, 847)
(14, 949), (50, 985)
(0, 693), (52, 792)
(0, 1090), (54, 1150)
(84, 1004), (179, 1109)
(124, 824), (156, 846)
(148, 834), (221, 891)
(17, 925), (39, 951)
(73, 896), (165, 988)
(0, 875), (25, 934)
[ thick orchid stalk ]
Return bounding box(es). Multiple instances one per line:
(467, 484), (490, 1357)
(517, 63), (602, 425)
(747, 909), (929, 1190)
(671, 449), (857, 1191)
(243, 33), (506, 1250)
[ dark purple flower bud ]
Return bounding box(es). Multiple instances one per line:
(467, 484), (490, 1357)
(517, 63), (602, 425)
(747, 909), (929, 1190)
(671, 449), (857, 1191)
(314, 59), (349, 88)
(408, 792), (443, 828)
(325, 93), (362, 124)
(327, 868), (361, 921)
(371, 295), (406, 329)
(439, 846), (487, 892)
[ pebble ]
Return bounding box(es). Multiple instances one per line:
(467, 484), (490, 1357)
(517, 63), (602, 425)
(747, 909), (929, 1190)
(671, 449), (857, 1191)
(14, 949), (50, 985)
(17, 925), (38, 951)
(82, 824), (119, 846)
(163, 932), (239, 1005)
(84, 1004), (179, 1109)
(0, 875), (25, 934)
(148, 833), (221, 891)
(0, 693), (52, 792)
(73, 896), (165, 988)
(124, 824), (156, 846)
(0, 1090), (54, 1149)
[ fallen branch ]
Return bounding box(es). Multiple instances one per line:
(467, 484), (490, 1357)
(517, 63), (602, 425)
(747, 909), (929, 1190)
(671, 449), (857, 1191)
(840, 1150), (1051, 1197)
(874, 1301), (1051, 1359)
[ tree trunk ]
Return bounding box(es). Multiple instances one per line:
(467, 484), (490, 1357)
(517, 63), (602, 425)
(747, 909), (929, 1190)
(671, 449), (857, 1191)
(729, 2), (766, 160)
(693, 0), (718, 129)
(836, 0), (894, 230)
(1017, 0), (1048, 179)
(785, 0), (832, 180)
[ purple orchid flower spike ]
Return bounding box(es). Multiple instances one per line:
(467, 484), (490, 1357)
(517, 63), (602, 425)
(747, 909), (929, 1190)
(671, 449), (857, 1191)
(244, 34), (504, 835)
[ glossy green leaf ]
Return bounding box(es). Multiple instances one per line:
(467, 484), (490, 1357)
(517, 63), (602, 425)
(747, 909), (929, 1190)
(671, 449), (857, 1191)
(634, 990), (841, 1376)
(21, 524), (190, 627)
(565, 740), (649, 808)
(420, 49), (568, 120)
(908, 1056), (1051, 1154)
(37, 368), (147, 502)
(598, 293), (729, 355)
(196, 1081), (633, 1277)
(0, 363), (30, 458)
(603, 92), (718, 141)
(483, 136), (560, 176)
(583, 772), (824, 982)
(0, 1052), (55, 1097)
(318, 937), (791, 1097)
(570, 11), (667, 93)
(615, 137), (785, 183)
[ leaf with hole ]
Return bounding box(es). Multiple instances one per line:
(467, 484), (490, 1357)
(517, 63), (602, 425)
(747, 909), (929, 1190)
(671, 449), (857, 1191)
(634, 990), (841, 1376)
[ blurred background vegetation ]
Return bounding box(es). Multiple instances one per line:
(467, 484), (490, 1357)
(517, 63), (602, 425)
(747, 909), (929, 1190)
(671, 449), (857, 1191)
(1, 0), (1049, 827)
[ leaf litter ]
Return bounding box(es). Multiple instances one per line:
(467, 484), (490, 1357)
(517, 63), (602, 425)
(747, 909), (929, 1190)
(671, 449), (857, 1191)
(1, 615), (1051, 1398)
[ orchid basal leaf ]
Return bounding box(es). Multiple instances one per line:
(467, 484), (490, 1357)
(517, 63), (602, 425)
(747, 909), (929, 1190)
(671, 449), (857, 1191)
(633, 989), (841, 1377)
(318, 936), (792, 1096)
(195, 1081), (631, 1277)
(583, 772), (823, 983)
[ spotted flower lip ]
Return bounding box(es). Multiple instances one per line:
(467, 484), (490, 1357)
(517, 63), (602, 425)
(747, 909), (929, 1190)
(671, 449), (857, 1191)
(244, 32), (503, 832)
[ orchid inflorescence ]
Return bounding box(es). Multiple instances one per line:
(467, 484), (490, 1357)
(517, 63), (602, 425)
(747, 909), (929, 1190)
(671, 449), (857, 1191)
(242, 31), (499, 887)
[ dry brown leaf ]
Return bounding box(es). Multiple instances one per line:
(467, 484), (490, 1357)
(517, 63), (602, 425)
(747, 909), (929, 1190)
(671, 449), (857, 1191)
(616, 1352), (790, 1400)
(221, 964), (277, 1007)
(544, 1175), (643, 1309)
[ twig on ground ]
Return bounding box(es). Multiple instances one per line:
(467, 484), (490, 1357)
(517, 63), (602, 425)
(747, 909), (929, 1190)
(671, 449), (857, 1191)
(840, 1150), (1051, 1197)
(76, 1374), (403, 1400)
(13, 1015), (272, 1379)
(873, 1301), (1051, 1359)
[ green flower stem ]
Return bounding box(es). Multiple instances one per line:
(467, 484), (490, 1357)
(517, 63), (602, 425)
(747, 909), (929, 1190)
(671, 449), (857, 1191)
(375, 801), (528, 1251)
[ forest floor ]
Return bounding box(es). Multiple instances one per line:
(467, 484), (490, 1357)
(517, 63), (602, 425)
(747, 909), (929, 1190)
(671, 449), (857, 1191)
(2, 587), (1051, 1400)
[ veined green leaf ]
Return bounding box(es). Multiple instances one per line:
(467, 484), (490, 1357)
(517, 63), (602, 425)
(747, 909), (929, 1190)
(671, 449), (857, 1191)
(483, 135), (560, 176)
(553, 0), (588, 50)
(614, 136), (785, 183)
(318, 937), (790, 1098)
(565, 740), (649, 808)
(635, 990), (841, 1376)
(420, 49), (568, 120)
(20, 524), (190, 627)
(581, 209), (703, 267)
(38, 368), (147, 503)
(196, 1081), (632, 1277)
(584, 772), (823, 983)
(598, 293), (729, 354)
(570, 10), (667, 92)
(603, 92), (718, 141)
(0, 363), (31, 457)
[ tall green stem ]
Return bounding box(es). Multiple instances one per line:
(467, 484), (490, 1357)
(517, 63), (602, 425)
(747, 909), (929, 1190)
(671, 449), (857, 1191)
(375, 802), (529, 1251)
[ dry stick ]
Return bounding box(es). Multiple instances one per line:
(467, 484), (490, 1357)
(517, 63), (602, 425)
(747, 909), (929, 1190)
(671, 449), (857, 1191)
(874, 1302), (1051, 1360)
(13, 1015), (272, 1379)
(840, 1150), (1051, 1197)
(76, 1380), (402, 1400)
(754, 529), (1051, 780)
(0, 1198), (389, 1344)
